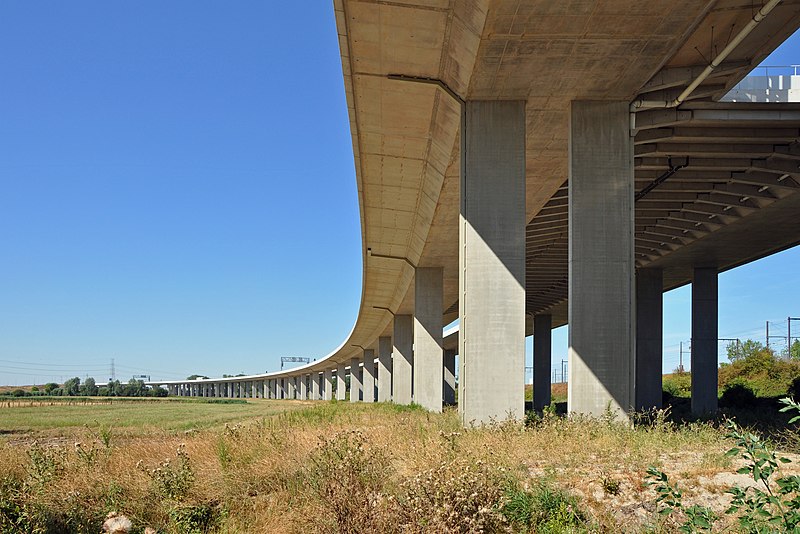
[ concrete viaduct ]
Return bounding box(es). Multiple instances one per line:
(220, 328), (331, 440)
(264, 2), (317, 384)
(152, 0), (800, 425)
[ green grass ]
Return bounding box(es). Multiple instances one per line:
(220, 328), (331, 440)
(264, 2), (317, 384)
(0, 397), (311, 434)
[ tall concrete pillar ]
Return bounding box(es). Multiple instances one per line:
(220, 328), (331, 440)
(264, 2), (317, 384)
(272, 379), (279, 400)
(459, 100), (526, 425)
(262, 380), (267, 399)
(336, 363), (347, 401)
(443, 349), (456, 405)
(363, 350), (376, 402)
(289, 377), (298, 400)
(568, 100), (634, 420)
(692, 267), (718, 414)
(377, 336), (392, 402)
(299, 375), (308, 400)
(414, 267), (444, 412)
(323, 369), (333, 401)
(393, 315), (413, 405)
(311, 373), (320, 400)
(636, 268), (663, 410)
(279, 378), (286, 400)
(533, 314), (552, 411)
(350, 358), (361, 402)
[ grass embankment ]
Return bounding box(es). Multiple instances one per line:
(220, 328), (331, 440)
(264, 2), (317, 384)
(2, 398), (784, 533)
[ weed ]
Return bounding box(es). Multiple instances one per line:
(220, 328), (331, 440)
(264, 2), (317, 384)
(502, 480), (588, 533)
(723, 397), (800, 531)
(138, 443), (195, 501)
(169, 500), (225, 533)
(645, 466), (717, 532)
(600, 472), (621, 496)
(26, 443), (64, 486)
(397, 457), (510, 533)
(305, 430), (393, 533)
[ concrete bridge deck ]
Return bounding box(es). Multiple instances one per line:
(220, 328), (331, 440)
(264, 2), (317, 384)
(153, 0), (800, 424)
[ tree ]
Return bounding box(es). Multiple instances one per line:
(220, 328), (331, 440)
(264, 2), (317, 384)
(81, 377), (98, 396)
(63, 377), (81, 396)
(790, 340), (800, 360)
(727, 339), (770, 362)
(186, 374), (209, 380)
(43, 382), (59, 394)
(126, 378), (145, 397)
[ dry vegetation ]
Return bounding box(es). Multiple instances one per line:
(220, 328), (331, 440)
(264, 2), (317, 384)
(1, 398), (798, 533)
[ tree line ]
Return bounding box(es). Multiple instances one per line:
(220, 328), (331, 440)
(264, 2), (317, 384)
(4, 377), (167, 398)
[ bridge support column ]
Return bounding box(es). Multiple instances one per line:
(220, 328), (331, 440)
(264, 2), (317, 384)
(336, 363), (347, 400)
(377, 336), (392, 402)
(299, 375), (307, 400)
(443, 349), (456, 406)
(414, 267), (443, 412)
(533, 314), (552, 411)
(692, 267), (718, 415)
(311, 373), (320, 400)
(459, 100), (526, 425)
(363, 349), (375, 402)
(568, 100), (634, 421)
(350, 358), (361, 402)
(323, 369), (333, 400)
(392, 315), (413, 405)
(636, 268), (663, 411)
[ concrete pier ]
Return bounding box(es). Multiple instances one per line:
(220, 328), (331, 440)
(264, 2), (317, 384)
(636, 268), (663, 410)
(377, 336), (392, 402)
(459, 100), (526, 425)
(362, 349), (375, 402)
(568, 101), (635, 420)
(393, 315), (413, 405)
(533, 314), (552, 411)
(443, 349), (456, 405)
(692, 267), (719, 414)
(350, 358), (361, 402)
(336, 364), (346, 400)
(323, 369), (333, 401)
(414, 267), (443, 412)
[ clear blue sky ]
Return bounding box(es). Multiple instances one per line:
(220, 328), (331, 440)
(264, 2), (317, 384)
(0, 4), (797, 386)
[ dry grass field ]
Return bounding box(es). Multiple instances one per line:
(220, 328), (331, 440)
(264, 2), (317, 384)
(1, 397), (799, 533)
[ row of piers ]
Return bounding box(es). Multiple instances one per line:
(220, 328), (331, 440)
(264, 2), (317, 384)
(161, 101), (723, 423)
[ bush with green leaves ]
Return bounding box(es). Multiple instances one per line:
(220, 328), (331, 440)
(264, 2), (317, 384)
(645, 466), (717, 532)
(720, 380), (758, 408)
(724, 397), (800, 532)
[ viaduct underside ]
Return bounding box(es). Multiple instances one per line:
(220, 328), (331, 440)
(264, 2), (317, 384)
(153, 1), (800, 426)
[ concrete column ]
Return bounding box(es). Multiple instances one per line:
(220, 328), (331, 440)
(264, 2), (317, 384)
(323, 369), (333, 400)
(377, 336), (392, 402)
(568, 100), (634, 420)
(273, 379), (279, 400)
(636, 268), (663, 411)
(533, 314), (552, 411)
(443, 349), (456, 406)
(350, 358), (361, 402)
(279, 379), (286, 400)
(288, 377), (297, 400)
(336, 363), (347, 400)
(692, 267), (718, 415)
(362, 349), (376, 403)
(299, 375), (308, 400)
(262, 380), (267, 399)
(311, 373), (320, 400)
(459, 100), (526, 425)
(414, 267), (444, 412)
(392, 315), (413, 405)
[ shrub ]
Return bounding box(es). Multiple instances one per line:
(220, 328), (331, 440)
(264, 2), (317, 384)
(305, 430), (393, 533)
(720, 381), (757, 408)
(663, 372), (691, 398)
